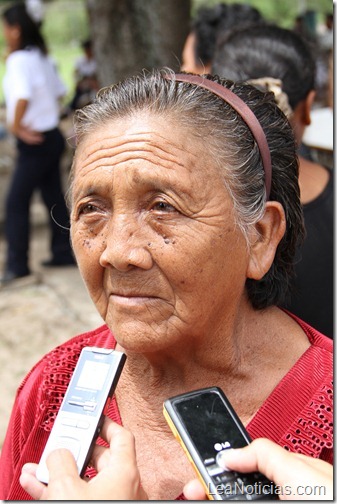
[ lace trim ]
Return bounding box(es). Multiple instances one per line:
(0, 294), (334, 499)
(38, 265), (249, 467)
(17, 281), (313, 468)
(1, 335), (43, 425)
(281, 381), (333, 457)
(38, 337), (92, 432)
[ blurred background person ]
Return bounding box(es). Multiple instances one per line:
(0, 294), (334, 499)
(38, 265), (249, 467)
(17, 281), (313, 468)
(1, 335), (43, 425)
(316, 13), (333, 108)
(212, 24), (333, 338)
(0, 2), (75, 286)
(65, 38), (99, 115)
(25, 0), (44, 28)
(181, 2), (265, 74)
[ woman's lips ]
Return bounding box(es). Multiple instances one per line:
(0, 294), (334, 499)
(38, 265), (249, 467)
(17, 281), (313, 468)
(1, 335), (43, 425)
(110, 293), (159, 307)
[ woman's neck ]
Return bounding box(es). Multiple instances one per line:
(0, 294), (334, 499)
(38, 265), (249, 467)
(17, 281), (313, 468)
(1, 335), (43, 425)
(115, 305), (310, 427)
(114, 307), (247, 430)
(116, 303), (251, 395)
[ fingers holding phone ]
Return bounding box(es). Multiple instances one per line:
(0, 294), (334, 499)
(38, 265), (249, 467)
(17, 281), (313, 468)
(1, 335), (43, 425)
(89, 418), (148, 500)
(20, 418), (147, 501)
(183, 439), (333, 501)
(21, 449), (86, 500)
(216, 439), (333, 501)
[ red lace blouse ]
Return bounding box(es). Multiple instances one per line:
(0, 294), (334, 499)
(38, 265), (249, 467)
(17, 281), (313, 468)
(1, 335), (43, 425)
(0, 315), (333, 500)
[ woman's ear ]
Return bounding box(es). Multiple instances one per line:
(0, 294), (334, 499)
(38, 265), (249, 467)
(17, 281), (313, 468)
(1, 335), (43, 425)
(246, 201), (286, 280)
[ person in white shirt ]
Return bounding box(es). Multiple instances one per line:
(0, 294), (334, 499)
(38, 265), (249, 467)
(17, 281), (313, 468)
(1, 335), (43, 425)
(1, 2), (75, 286)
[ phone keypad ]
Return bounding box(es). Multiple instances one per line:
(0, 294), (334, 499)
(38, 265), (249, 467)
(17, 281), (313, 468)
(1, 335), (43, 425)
(204, 455), (277, 500)
(209, 469), (278, 500)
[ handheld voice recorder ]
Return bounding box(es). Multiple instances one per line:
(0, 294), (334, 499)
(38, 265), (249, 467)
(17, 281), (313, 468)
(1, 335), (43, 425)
(36, 346), (126, 484)
(163, 387), (278, 500)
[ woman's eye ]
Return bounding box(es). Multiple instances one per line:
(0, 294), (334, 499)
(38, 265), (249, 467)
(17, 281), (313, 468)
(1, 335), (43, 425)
(151, 201), (176, 213)
(78, 203), (99, 215)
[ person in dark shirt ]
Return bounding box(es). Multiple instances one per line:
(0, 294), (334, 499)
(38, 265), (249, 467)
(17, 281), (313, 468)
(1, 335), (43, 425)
(181, 2), (265, 74)
(212, 24), (333, 338)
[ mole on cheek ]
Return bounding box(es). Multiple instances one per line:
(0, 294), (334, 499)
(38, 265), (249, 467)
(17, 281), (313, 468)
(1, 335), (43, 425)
(162, 236), (177, 245)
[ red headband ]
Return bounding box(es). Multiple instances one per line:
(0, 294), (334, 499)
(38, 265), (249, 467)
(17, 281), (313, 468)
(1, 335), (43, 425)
(165, 73), (272, 200)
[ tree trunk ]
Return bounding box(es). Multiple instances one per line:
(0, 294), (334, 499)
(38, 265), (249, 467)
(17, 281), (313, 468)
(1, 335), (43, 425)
(86, 0), (191, 87)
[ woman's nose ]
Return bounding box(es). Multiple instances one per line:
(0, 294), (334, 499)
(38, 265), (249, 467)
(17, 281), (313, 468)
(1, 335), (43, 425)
(99, 214), (153, 272)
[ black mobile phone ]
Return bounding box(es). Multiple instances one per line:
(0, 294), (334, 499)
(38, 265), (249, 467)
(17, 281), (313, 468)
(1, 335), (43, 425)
(163, 387), (278, 500)
(36, 346), (126, 484)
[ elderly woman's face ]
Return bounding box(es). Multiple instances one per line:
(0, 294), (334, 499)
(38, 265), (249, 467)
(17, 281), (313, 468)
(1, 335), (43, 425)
(70, 113), (249, 352)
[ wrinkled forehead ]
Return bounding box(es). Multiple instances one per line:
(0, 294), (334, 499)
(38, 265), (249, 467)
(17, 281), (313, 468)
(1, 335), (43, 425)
(72, 112), (205, 174)
(70, 116), (219, 206)
(67, 111), (231, 213)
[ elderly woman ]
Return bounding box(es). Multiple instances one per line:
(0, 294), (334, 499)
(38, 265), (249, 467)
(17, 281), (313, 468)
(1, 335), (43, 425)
(0, 70), (332, 500)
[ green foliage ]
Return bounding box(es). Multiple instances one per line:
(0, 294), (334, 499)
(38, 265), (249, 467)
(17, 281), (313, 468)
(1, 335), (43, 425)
(41, 0), (89, 45)
(41, 0), (88, 100)
(191, 0), (333, 27)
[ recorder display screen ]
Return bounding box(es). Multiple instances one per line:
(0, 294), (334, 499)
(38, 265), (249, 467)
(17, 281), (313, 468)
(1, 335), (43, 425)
(175, 391), (247, 462)
(62, 353), (117, 415)
(76, 361), (110, 391)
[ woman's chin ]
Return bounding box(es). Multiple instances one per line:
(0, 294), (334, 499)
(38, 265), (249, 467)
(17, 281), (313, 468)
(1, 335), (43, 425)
(109, 322), (180, 355)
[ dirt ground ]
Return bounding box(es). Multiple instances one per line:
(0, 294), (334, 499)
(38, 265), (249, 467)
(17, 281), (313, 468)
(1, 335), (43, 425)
(0, 224), (103, 448)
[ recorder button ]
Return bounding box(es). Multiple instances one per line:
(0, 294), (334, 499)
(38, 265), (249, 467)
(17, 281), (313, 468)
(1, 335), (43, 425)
(77, 420), (90, 429)
(68, 400), (85, 407)
(61, 418), (77, 427)
(83, 401), (97, 411)
(54, 437), (81, 461)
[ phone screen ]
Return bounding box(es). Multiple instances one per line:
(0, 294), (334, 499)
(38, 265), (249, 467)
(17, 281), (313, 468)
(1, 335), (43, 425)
(61, 353), (117, 416)
(174, 391), (247, 463)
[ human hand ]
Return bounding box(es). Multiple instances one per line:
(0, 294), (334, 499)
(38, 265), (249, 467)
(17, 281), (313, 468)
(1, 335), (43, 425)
(183, 438), (333, 501)
(13, 125), (44, 144)
(20, 419), (148, 500)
